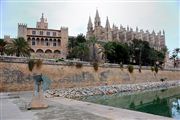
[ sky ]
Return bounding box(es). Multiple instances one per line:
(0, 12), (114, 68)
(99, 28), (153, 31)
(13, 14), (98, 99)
(0, 0), (180, 53)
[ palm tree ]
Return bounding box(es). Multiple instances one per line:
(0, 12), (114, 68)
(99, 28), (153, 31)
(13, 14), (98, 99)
(0, 39), (7, 56)
(170, 48), (180, 68)
(87, 36), (98, 61)
(74, 43), (89, 61)
(98, 42), (115, 62)
(6, 37), (30, 57)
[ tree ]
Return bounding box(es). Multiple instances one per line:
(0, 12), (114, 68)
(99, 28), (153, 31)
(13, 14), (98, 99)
(87, 36), (98, 61)
(104, 42), (129, 64)
(0, 39), (7, 56)
(73, 43), (89, 61)
(98, 42), (115, 62)
(6, 37), (30, 57)
(67, 34), (86, 60)
(170, 48), (180, 68)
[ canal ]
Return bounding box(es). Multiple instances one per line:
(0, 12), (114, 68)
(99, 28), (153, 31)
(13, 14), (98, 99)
(79, 86), (180, 119)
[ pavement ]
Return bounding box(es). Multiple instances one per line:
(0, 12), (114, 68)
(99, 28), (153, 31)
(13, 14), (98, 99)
(0, 91), (173, 120)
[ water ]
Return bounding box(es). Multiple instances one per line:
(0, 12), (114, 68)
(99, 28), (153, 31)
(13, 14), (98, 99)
(78, 87), (180, 119)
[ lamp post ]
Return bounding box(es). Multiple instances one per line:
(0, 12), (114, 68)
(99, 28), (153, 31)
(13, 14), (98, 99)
(135, 44), (143, 73)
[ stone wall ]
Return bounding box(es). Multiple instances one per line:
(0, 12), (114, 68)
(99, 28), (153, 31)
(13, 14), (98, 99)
(0, 60), (180, 92)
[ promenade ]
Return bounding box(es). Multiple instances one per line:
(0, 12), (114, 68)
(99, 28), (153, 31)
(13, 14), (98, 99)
(0, 91), (173, 120)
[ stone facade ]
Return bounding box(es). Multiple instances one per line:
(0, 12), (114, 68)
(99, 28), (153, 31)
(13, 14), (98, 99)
(86, 10), (166, 51)
(17, 13), (68, 59)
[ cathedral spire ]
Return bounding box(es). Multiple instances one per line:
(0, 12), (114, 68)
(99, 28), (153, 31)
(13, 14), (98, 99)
(94, 9), (101, 27)
(163, 29), (165, 35)
(136, 26), (138, 32)
(95, 9), (100, 19)
(105, 17), (110, 29)
(87, 16), (93, 32)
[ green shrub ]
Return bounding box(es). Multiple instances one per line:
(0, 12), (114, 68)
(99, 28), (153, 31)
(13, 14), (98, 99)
(28, 59), (35, 72)
(128, 65), (134, 73)
(55, 58), (64, 62)
(76, 63), (83, 68)
(28, 59), (43, 71)
(119, 63), (123, 70)
(36, 59), (43, 69)
(151, 66), (154, 72)
(155, 66), (158, 73)
(93, 62), (98, 71)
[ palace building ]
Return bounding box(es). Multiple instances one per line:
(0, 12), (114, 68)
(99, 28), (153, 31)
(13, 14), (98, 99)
(17, 13), (68, 59)
(86, 10), (166, 51)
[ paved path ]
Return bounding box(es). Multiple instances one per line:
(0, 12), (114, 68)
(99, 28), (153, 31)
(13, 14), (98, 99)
(49, 97), (173, 120)
(0, 92), (174, 120)
(0, 93), (34, 120)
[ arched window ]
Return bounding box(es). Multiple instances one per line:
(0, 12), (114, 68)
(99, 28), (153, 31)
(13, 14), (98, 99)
(32, 38), (35, 45)
(58, 39), (61, 46)
(45, 49), (52, 53)
(49, 39), (52, 46)
(36, 49), (44, 53)
(54, 50), (61, 54)
(45, 38), (49, 46)
(30, 49), (35, 53)
(53, 39), (57, 46)
(36, 38), (40, 45)
(41, 38), (44, 45)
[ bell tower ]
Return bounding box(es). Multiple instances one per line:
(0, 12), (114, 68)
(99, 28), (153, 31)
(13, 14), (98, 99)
(36, 13), (48, 29)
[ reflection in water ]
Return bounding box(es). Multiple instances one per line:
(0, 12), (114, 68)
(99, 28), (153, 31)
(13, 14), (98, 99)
(172, 99), (180, 119)
(78, 87), (180, 119)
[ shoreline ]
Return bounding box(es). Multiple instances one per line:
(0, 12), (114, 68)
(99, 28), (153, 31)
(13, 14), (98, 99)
(45, 80), (180, 98)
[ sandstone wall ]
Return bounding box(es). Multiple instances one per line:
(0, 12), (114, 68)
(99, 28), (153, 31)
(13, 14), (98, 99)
(0, 61), (180, 92)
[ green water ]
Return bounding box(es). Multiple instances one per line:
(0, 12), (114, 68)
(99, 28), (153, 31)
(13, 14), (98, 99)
(79, 87), (180, 119)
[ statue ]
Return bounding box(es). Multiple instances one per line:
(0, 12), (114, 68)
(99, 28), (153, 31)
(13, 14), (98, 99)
(27, 59), (51, 110)
(28, 74), (51, 109)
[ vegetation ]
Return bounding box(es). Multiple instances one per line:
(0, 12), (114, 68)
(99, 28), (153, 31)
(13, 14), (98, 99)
(119, 62), (123, 70)
(75, 62), (83, 68)
(87, 36), (98, 61)
(93, 62), (99, 71)
(128, 65), (134, 73)
(0, 39), (7, 56)
(170, 48), (180, 68)
(5, 37), (31, 57)
(67, 34), (89, 61)
(154, 66), (158, 74)
(28, 59), (43, 72)
(104, 42), (129, 64)
(67, 36), (167, 68)
(151, 66), (155, 72)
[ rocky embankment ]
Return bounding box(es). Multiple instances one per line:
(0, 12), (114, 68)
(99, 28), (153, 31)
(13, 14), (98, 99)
(45, 80), (180, 98)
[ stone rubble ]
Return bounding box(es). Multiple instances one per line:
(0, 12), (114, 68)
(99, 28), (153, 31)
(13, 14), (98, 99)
(45, 80), (180, 98)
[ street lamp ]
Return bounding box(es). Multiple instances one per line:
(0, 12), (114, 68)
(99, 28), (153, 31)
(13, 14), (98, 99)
(135, 44), (143, 73)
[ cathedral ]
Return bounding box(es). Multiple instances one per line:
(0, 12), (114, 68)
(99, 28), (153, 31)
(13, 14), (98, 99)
(86, 10), (166, 51)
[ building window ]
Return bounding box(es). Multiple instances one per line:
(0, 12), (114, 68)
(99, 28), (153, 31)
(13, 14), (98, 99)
(53, 32), (56, 36)
(32, 39), (35, 45)
(47, 32), (50, 36)
(46, 42), (49, 46)
(40, 31), (43, 35)
(53, 42), (56, 46)
(32, 31), (36, 35)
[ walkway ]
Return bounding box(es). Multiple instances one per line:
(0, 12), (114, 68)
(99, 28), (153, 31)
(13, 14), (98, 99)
(0, 92), (173, 120)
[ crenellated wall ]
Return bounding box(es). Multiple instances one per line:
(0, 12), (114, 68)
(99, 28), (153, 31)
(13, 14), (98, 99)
(0, 61), (180, 92)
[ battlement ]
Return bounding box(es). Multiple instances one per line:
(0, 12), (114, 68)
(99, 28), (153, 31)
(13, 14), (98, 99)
(61, 27), (68, 31)
(18, 23), (27, 27)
